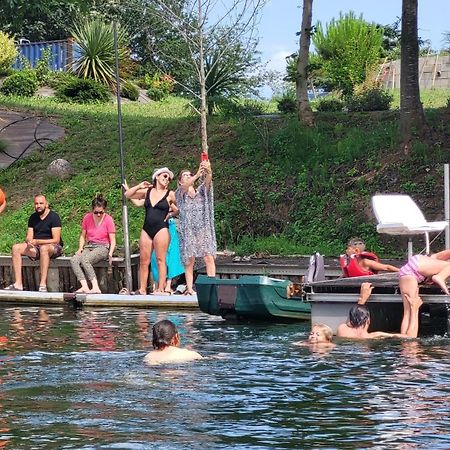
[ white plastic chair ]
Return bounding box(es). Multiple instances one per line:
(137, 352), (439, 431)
(372, 194), (448, 257)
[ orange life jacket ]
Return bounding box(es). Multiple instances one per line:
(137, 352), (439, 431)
(340, 252), (380, 277)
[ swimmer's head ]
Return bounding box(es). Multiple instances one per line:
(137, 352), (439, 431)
(152, 319), (180, 349)
(346, 237), (366, 255)
(348, 304), (370, 328)
(308, 323), (333, 343)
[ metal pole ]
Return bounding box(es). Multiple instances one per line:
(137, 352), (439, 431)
(113, 21), (133, 291)
(445, 163), (450, 249)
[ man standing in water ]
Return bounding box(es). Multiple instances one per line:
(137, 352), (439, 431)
(337, 282), (422, 339)
(5, 194), (63, 292)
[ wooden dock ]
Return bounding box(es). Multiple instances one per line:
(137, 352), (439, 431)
(0, 290), (198, 309)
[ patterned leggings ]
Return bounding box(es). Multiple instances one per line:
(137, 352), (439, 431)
(70, 245), (109, 281)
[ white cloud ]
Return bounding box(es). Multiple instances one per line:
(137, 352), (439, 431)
(265, 49), (293, 73)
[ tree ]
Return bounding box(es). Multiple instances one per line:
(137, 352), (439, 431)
(296, 0), (314, 127)
(399, 0), (425, 153)
(312, 12), (383, 96)
(150, 0), (267, 155)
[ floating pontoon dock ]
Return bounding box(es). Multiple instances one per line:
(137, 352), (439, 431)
(0, 290), (198, 309)
(306, 273), (450, 336)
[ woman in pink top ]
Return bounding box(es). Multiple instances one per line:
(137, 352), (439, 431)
(70, 195), (116, 293)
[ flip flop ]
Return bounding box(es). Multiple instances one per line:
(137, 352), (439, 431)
(183, 290), (195, 296)
(118, 288), (130, 295)
(38, 286), (48, 292)
(4, 284), (23, 291)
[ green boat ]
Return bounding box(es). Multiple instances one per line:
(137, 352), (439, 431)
(195, 275), (310, 321)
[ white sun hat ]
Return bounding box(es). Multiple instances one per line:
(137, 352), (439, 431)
(152, 167), (174, 182)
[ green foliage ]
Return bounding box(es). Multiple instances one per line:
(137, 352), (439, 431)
(0, 139), (6, 153)
(121, 81), (140, 101)
(315, 97), (344, 112)
(346, 87), (393, 111)
(0, 70), (38, 97)
(216, 98), (269, 118)
(312, 12), (384, 96)
(142, 73), (174, 101)
(56, 77), (111, 104)
(277, 93), (296, 114)
(46, 71), (79, 90)
(35, 48), (52, 85)
(0, 31), (17, 75)
(71, 18), (128, 88)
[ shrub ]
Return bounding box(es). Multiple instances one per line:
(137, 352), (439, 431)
(0, 70), (38, 97)
(277, 95), (296, 114)
(447, 97), (450, 109)
(315, 97), (344, 112)
(0, 32), (17, 76)
(46, 71), (79, 90)
(142, 73), (174, 101)
(35, 48), (52, 85)
(216, 98), (268, 118)
(72, 18), (128, 88)
(56, 77), (111, 103)
(121, 81), (139, 101)
(346, 87), (393, 112)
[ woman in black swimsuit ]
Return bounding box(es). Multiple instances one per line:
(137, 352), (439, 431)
(125, 167), (177, 294)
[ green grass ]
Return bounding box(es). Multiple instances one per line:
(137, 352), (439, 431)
(390, 88), (450, 109)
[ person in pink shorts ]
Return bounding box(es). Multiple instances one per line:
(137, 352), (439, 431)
(399, 249), (450, 333)
(70, 194), (116, 294)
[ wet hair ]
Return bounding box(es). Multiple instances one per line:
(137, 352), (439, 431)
(311, 323), (333, 342)
(348, 304), (370, 328)
(347, 237), (366, 251)
(152, 319), (178, 349)
(92, 194), (107, 210)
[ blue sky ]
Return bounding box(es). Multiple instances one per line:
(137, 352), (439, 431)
(259, 0), (449, 74)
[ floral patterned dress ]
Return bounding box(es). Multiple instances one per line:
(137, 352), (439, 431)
(175, 182), (217, 265)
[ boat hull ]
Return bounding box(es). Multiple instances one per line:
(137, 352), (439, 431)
(195, 275), (310, 321)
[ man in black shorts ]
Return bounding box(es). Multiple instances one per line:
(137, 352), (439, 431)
(5, 194), (63, 292)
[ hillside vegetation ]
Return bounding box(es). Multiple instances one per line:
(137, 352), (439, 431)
(0, 91), (449, 257)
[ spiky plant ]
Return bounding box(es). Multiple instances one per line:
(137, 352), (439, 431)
(71, 18), (128, 89)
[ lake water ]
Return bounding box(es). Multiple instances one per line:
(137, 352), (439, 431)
(1, 306), (450, 449)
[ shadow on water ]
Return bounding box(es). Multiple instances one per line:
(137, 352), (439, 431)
(1, 306), (450, 448)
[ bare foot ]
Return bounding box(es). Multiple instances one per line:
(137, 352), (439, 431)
(432, 275), (450, 295)
(75, 288), (89, 294)
(89, 289), (102, 294)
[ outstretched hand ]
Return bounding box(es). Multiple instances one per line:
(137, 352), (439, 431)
(358, 282), (374, 304)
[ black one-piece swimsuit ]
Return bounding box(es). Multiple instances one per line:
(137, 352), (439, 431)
(143, 188), (169, 239)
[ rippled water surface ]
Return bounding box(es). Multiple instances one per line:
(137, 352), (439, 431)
(1, 306), (450, 449)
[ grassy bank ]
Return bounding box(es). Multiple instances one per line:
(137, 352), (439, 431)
(0, 91), (449, 257)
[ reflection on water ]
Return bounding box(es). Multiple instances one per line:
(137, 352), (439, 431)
(1, 307), (450, 448)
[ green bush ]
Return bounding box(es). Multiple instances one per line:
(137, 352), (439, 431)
(121, 81), (139, 101)
(35, 48), (52, 85)
(143, 73), (174, 101)
(46, 71), (79, 89)
(346, 88), (393, 112)
(56, 77), (111, 103)
(447, 97), (450, 109)
(216, 98), (268, 118)
(315, 97), (344, 112)
(0, 31), (17, 76)
(0, 70), (38, 97)
(277, 95), (296, 114)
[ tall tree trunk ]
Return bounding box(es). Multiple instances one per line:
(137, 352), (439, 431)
(400, 0), (424, 154)
(296, 0), (315, 127)
(198, 0), (208, 154)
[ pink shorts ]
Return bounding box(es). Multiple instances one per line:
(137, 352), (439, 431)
(399, 255), (425, 283)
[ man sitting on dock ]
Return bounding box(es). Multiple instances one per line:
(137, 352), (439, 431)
(336, 282), (422, 339)
(340, 237), (399, 277)
(4, 194), (63, 292)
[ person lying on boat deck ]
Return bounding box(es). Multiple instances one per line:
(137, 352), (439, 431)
(144, 319), (202, 365)
(336, 282), (422, 339)
(340, 237), (399, 277)
(399, 249), (450, 334)
(5, 194), (63, 292)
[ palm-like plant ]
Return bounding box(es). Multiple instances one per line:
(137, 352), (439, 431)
(71, 18), (128, 89)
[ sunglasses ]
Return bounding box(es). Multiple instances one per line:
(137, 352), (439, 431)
(93, 210), (105, 215)
(160, 174), (172, 180)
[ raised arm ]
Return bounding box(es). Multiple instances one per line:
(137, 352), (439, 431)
(124, 181), (151, 200)
(364, 259), (399, 273)
(201, 160), (212, 188)
(357, 282), (373, 305)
